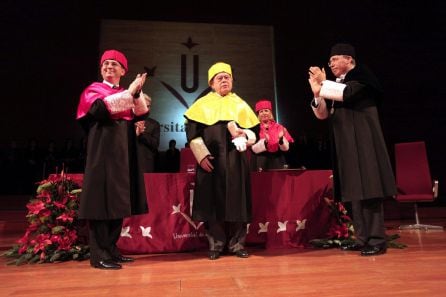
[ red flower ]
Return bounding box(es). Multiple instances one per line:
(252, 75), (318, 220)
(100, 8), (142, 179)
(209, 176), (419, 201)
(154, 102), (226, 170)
(56, 231), (78, 251)
(18, 245), (28, 255)
(341, 214), (352, 221)
(337, 203), (346, 213)
(26, 201), (46, 215)
(56, 213), (74, 223)
(32, 234), (52, 254)
(327, 223), (349, 239)
(53, 201), (66, 209)
(17, 230), (31, 245)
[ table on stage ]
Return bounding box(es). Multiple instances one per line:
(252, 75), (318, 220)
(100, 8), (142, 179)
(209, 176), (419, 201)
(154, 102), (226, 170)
(115, 170), (333, 254)
(65, 170), (333, 254)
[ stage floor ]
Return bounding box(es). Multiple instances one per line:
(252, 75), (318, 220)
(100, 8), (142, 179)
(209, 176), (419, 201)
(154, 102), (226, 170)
(1, 217), (446, 297)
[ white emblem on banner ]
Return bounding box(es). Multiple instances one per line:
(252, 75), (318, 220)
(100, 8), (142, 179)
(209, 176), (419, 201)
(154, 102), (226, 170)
(258, 222), (269, 234)
(172, 203), (203, 230)
(120, 226), (132, 238)
(296, 219), (307, 231)
(140, 226), (153, 238)
(277, 221), (288, 233)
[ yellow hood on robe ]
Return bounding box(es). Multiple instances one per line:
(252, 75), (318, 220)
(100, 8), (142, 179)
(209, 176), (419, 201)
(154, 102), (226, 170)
(184, 92), (259, 128)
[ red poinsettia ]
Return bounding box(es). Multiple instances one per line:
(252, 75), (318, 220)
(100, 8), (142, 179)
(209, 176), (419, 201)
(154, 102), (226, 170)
(26, 200), (46, 215)
(1, 174), (89, 265)
(324, 197), (354, 240)
(309, 194), (355, 249)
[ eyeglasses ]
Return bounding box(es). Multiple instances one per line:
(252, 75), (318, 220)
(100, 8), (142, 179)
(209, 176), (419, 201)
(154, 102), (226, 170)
(328, 55), (349, 67)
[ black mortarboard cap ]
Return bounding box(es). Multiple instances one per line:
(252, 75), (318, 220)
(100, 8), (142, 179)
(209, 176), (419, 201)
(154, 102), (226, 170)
(330, 43), (356, 59)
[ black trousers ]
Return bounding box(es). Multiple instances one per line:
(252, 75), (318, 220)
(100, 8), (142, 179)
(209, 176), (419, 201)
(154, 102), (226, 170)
(88, 219), (123, 264)
(351, 198), (386, 247)
(206, 221), (247, 253)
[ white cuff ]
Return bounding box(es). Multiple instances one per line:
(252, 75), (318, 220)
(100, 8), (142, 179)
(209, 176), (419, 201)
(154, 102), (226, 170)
(103, 90), (135, 114)
(189, 137), (211, 163)
(320, 80), (346, 101)
(133, 92), (149, 116)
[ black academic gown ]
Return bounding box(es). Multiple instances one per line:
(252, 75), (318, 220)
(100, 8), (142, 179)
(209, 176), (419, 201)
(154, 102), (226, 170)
(186, 121), (252, 222)
(78, 100), (148, 220)
(329, 64), (397, 202)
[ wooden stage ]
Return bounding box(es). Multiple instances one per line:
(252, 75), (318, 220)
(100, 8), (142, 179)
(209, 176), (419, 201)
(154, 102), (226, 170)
(1, 210), (446, 297)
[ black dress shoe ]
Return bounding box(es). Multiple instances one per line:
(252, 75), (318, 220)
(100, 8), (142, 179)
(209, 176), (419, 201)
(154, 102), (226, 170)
(112, 255), (135, 263)
(92, 260), (122, 270)
(340, 243), (364, 251)
(360, 244), (387, 256)
(208, 250), (220, 260)
(234, 249), (249, 258)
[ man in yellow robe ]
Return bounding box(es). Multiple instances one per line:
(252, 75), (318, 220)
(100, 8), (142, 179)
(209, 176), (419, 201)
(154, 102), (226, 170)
(184, 62), (259, 260)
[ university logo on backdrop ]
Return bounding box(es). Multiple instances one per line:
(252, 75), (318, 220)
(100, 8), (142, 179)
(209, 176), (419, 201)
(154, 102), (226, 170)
(100, 20), (275, 150)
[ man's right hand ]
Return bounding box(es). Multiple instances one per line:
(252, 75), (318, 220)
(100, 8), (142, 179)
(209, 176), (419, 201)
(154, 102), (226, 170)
(200, 155), (214, 172)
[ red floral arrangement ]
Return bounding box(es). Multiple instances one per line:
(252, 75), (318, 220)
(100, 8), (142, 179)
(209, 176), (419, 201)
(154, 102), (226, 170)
(310, 196), (406, 249)
(2, 173), (89, 265)
(309, 197), (356, 248)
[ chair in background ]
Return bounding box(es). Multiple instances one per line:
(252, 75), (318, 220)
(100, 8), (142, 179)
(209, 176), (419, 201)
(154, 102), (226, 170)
(394, 141), (442, 230)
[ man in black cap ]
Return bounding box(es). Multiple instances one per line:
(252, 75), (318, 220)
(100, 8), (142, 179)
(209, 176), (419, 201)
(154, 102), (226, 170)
(307, 43), (396, 256)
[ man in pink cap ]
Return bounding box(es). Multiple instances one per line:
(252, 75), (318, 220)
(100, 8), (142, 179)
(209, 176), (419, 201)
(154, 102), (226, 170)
(251, 99), (294, 171)
(76, 49), (149, 269)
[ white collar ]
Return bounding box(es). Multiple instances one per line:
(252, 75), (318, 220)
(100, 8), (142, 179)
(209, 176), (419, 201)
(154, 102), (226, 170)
(103, 80), (118, 88)
(336, 74), (346, 83)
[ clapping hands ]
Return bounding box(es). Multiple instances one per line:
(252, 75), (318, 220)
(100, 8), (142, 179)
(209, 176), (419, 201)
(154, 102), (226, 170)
(308, 66), (326, 97)
(308, 67), (326, 84)
(129, 73), (148, 96)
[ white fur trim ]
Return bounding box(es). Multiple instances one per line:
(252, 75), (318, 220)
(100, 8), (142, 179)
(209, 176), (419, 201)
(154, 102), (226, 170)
(320, 80), (346, 101)
(103, 90), (135, 114)
(189, 137), (210, 163)
(133, 92), (149, 116)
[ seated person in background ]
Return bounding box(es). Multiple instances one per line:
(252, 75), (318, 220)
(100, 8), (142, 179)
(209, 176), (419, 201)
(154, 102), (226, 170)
(135, 94), (160, 173)
(250, 99), (294, 171)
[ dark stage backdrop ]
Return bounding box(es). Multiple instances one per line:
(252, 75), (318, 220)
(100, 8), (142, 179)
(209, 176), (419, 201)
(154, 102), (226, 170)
(2, 1), (445, 201)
